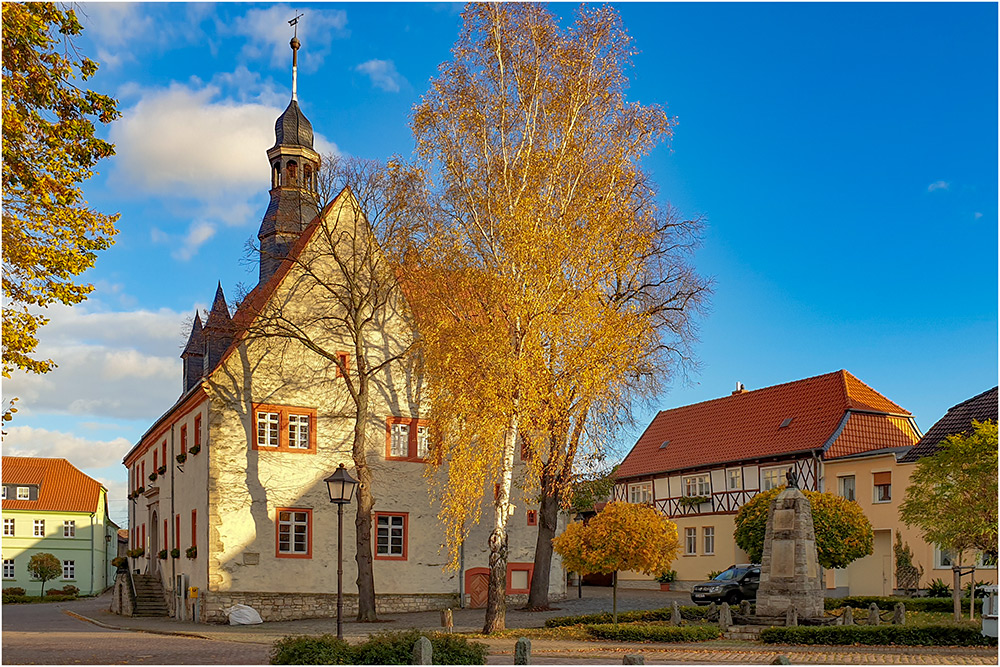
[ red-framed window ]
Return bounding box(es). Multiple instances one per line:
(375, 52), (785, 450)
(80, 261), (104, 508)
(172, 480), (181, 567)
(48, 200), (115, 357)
(384, 417), (431, 462)
(180, 425), (188, 455)
(374, 512), (408, 560)
(164, 519), (168, 549)
(191, 510), (197, 548)
(141, 462), (145, 485)
(194, 415), (202, 449)
(526, 510), (538, 526)
(175, 515), (181, 551)
(253, 404), (317, 453)
(161, 441), (167, 466)
(336, 352), (350, 378)
(275, 508), (312, 558)
(141, 524), (145, 551)
(153, 450), (158, 471)
(506, 563), (534, 594)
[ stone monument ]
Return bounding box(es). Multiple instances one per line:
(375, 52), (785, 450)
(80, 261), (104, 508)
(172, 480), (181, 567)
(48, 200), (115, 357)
(754, 471), (824, 619)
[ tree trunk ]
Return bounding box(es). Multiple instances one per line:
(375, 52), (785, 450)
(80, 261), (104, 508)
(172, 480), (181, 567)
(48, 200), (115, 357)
(353, 382), (378, 622)
(526, 487), (560, 609)
(483, 413), (518, 634)
(612, 571), (618, 625)
(953, 567), (961, 621)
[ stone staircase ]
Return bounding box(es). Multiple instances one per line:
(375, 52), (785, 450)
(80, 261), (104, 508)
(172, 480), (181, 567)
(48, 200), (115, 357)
(132, 574), (169, 617)
(724, 625), (766, 640)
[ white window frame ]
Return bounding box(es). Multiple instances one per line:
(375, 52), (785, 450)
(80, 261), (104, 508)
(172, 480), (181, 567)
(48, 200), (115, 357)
(376, 514), (406, 557)
(838, 475), (856, 502)
(1, 486), (5, 499)
(416, 425), (430, 459)
(3, 518), (13, 536)
(17, 486), (30, 500)
(287, 413), (310, 449)
(727, 468), (741, 490)
(277, 510), (310, 555)
(873, 477), (892, 503)
(683, 474), (710, 497)
(628, 481), (652, 504)
(390, 423), (409, 458)
(684, 527), (697, 555)
(934, 545), (955, 570)
(762, 465), (791, 491)
(703, 526), (715, 554)
(62, 560), (75, 580)
(33, 520), (45, 537)
(2, 559), (13, 579)
(256, 411), (280, 447)
(63, 520), (76, 538)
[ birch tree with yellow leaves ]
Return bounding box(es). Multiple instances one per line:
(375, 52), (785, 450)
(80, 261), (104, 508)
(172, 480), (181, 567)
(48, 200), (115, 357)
(407, 3), (708, 632)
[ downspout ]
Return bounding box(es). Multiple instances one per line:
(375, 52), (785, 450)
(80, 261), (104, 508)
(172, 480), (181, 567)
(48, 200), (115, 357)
(90, 510), (96, 596)
(170, 424), (177, 618)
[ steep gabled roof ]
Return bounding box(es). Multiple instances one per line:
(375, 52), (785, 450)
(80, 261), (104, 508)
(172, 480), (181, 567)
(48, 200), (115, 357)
(898, 386), (998, 463)
(616, 370), (915, 479)
(2, 457), (104, 513)
(181, 312), (204, 356)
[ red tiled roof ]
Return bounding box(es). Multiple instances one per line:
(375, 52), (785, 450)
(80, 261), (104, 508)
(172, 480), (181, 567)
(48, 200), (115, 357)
(825, 413), (919, 459)
(898, 386), (998, 463)
(2, 457), (103, 513)
(616, 370), (913, 479)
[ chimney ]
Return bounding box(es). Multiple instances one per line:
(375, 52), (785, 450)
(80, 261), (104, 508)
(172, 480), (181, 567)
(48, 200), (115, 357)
(732, 382), (748, 395)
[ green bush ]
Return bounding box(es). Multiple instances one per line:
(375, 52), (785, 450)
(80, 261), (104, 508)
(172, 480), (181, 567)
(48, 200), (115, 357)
(760, 624), (997, 646)
(270, 635), (355, 665)
(545, 606), (708, 628)
(927, 579), (952, 598)
(60, 585), (79, 596)
(3, 594), (32, 604)
(269, 630), (488, 665)
(585, 623), (721, 642)
(2, 587), (26, 596)
(824, 596), (970, 613)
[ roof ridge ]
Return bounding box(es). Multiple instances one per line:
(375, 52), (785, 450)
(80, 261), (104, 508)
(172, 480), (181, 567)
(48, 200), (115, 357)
(654, 370), (846, 415)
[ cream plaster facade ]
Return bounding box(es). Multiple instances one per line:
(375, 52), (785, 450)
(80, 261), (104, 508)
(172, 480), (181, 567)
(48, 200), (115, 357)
(123, 193), (566, 623)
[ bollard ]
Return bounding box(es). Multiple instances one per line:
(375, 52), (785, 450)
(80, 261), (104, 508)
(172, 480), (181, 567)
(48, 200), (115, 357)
(515, 637), (531, 665)
(623, 654), (645, 665)
(785, 607), (798, 627)
(440, 608), (453, 633)
(842, 606), (854, 626)
(719, 602), (732, 631)
(739, 599), (751, 615)
(670, 600), (682, 626)
(867, 603), (880, 626)
(706, 601), (718, 621)
(892, 602), (905, 626)
(770, 656), (791, 665)
(412, 636), (433, 665)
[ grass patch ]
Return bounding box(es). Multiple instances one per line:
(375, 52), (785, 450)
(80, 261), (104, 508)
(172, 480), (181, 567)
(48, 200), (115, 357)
(585, 622), (722, 643)
(545, 606), (709, 628)
(824, 596), (972, 613)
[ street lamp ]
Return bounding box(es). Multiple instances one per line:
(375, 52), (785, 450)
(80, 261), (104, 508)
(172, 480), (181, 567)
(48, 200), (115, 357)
(324, 463), (358, 640)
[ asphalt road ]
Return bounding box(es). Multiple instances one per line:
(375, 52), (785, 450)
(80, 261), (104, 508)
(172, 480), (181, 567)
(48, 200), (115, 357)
(1, 594), (270, 665)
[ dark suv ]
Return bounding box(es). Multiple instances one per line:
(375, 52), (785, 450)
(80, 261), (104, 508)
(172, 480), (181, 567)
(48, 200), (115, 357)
(690, 564), (761, 606)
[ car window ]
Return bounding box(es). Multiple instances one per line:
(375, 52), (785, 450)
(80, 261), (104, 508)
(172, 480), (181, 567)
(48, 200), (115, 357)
(713, 569), (735, 581)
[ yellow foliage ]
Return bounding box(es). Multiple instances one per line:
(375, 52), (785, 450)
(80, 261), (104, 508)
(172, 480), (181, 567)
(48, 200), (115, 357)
(552, 502), (681, 576)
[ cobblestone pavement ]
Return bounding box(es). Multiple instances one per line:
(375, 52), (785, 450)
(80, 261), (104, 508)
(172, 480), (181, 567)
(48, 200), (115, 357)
(56, 589), (997, 665)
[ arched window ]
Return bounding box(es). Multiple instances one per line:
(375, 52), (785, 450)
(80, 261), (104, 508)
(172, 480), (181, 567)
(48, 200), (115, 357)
(272, 162), (280, 188)
(304, 164), (313, 192)
(287, 160), (298, 183)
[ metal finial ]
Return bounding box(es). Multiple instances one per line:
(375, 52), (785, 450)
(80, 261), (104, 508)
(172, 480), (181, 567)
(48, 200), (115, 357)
(288, 12), (304, 101)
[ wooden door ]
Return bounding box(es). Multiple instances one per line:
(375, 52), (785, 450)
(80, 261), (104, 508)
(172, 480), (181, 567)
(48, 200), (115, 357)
(465, 568), (489, 609)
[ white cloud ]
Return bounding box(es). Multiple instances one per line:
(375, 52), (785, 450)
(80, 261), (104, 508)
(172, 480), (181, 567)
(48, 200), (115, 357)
(974, 212), (983, 220)
(230, 5), (349, 73)
(927, 181), (949, 192)
(355, 59), (406, 93)
(2, 426), (133, 470)
(172, 221), (218, 261)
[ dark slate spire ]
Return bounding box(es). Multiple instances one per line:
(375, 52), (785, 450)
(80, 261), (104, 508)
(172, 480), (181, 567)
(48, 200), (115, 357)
(257, 24), (320, 286)
(202, 282), (234, 375)
(181, 312), (204, 393)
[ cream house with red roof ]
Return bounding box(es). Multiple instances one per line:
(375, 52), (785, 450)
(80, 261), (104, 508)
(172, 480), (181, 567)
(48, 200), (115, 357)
(1, 457), (118, 595)
(613, 370), (959, 595)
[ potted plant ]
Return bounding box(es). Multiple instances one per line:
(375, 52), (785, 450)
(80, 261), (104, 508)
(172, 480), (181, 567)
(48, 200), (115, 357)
(135, 485), (145, 495)
(170, 548), (180, 559)
(176, 452), (187, 464)
(111, 556), (128, 571)
(126, 547), (144, 559)
(157, 465), (167, 475)
(656, 570), (677, 591)
(678, 495), (710, 509)
(188, 444), (201, 456)
(148, 471), (157, 482)
(158, 549), (168, 560)
(185, 546), (197, 559)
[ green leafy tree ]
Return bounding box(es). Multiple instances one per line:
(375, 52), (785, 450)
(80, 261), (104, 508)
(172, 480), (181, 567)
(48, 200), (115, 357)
(900, 420), (998, 562)
(568, 466), (618, 514)
(734, 487), (874, 569)
(2, 2), (120, 378)
(26, 552), (61, 596)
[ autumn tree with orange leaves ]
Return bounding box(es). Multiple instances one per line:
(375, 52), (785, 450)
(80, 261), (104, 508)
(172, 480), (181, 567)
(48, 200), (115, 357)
(554, 502), (681, 624)
(406, 3), (707, 632)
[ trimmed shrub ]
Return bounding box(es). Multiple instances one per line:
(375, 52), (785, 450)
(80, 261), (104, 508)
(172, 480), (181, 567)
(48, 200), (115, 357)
(545, 606), (708, 628)
(585, 623), (722, 642)
(3, 594), (32, 604)
(760, 625), (997, 646)
(60, 585), (79, 596)
(270, 635), (355, 665)
(2, 587), (26, 596)
(269, 630), (488, 665)
(824, 596), (970, 613)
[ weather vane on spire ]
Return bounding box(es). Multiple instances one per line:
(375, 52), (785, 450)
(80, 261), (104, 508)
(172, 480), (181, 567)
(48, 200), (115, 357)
(288, 11), (304, 101)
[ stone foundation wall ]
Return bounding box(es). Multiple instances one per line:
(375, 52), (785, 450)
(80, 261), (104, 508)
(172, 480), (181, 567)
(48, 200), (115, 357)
(200, 591), (460, 624)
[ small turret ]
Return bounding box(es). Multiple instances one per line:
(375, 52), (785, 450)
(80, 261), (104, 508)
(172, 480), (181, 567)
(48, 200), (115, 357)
(202, 282), (234, 375)
(180, 312), (204, 393)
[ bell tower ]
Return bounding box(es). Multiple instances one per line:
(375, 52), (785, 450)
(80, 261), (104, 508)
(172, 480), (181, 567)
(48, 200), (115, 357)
(257, 16), (320, 285)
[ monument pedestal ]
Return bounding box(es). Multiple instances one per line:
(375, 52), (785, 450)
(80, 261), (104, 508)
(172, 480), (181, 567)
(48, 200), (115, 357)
(755, 487), (824, 620)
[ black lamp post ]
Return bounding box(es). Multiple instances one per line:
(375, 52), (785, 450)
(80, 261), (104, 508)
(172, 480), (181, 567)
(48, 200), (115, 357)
(324, 463), (358, 640)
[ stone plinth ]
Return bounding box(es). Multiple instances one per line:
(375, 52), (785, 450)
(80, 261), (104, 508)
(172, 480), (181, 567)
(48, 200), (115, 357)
(755, 487), (823, 619)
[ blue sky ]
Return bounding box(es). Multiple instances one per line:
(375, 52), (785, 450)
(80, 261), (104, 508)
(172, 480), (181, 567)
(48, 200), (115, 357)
(4, 2), (996, 528)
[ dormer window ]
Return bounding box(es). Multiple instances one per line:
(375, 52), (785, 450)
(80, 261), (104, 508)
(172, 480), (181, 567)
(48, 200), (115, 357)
(304, 164), (313, 192)
(16, 487), (29, 500)
(272, 162), (281, 188)
(1, 486), (5, 499)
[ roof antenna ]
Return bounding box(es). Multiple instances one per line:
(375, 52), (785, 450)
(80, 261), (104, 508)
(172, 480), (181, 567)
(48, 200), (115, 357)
(288, 11), (304, 101)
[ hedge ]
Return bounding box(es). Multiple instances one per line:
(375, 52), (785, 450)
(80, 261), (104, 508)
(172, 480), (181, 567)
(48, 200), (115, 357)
(585, 623), (722, 643)
(824, 596), (973, 613)
(760, 625), (996, 647)
(545, 606), (709, 628)
(269, 631), (488, 665)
